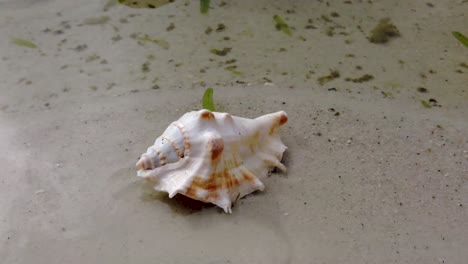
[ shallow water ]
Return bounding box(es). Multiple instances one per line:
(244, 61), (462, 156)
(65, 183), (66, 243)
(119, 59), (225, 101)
(1, 0), (467, 263)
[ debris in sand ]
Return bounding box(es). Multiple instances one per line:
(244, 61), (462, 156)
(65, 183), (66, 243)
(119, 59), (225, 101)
(368, 18), (400, 43)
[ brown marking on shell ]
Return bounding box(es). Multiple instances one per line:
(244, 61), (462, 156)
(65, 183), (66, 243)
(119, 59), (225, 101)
(229, 143), (240, 159)
(184, 184), (199, 201)
(157, 150), (167, 166)
(210, 137), (224, 161)
(231, 154), (240, 169)
(183, 155), (245, 204)
(269, 124), (277, 136)
(200, 110), (215, 120)
(279, 112), (288, 125)
(242, 168), (257, 184)
(269, 112), (288, 136)
(223, 113), (233, 121)
(184, 137), (229, 202)
(184, 176), (221, 202)
(173, 122), (191, 156)
(223, 156), (236, 171)
(248, 131), (260, 154)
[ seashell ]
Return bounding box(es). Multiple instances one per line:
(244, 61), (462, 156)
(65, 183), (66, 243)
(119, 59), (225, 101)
(136, 109), (288, 213)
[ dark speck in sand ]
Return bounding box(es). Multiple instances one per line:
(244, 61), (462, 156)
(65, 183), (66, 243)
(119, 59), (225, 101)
(73, 44), (88, 52)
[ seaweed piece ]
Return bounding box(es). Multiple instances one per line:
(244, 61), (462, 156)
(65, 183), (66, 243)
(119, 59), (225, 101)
(73, 44), (88, 52)
(202, 87), (215, 111)
(345, 74), (374, 83)
(225, 65), (243, 76)
(216, 23), (226, 32)
(421, 100), (432, 108)
(321, 15), (332, 23)
(210, 47), (231, 56)
(205, 26), (213, 35)
(200, 0), (210, 14)
(273, 15), (293, 36)
(381, 91), (393, 98)
(368, 18), (400, 43)
(417, 87), (428, 93)
(136, 34), (170, 49)
(112, 35), (122, 42)
(85, 54), (100, 62)
(141, 62), (150, 73)
(452, 32), (468, 47)
(11, 38), (37, 48)
(118, 0), (173, 9)
(317, 70), (340, 85)
(428, 98), (440, 107)
(224, 59), (236, 64)
(166, 23), (175, 31)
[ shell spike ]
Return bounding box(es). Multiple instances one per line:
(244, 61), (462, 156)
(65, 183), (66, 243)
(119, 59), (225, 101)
(254, 111), (288, 136)
(136, 158), (145, 170)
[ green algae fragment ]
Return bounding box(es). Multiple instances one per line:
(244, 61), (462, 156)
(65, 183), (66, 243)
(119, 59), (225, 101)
(225, 65), (243, 76)
(381, 91), (393, 98)
(368, 18), (400, 43)
(118, 0), (173, 9)
(273, 15), (292, 36)
(421, 100), (432, 108)
(200, 0), (210, 14)
(452, 31), (468, 47)
(210, 47), (231, 56)
(317, 70), (340, 85)
(202, 87), (215, 111)
(345, 74), (374, 83)
(12, 38), (37, 48)
(136, 34), (170, 49)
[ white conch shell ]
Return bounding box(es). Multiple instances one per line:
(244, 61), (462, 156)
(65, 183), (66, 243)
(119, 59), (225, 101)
(136, 109), (288, 213)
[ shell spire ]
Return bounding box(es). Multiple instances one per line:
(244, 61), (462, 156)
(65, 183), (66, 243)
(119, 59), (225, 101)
(136, 109), (288, 213)
(136, 123), (185, 170)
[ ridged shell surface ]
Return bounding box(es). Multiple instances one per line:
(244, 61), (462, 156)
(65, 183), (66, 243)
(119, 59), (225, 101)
(136, 109), (288, 213)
